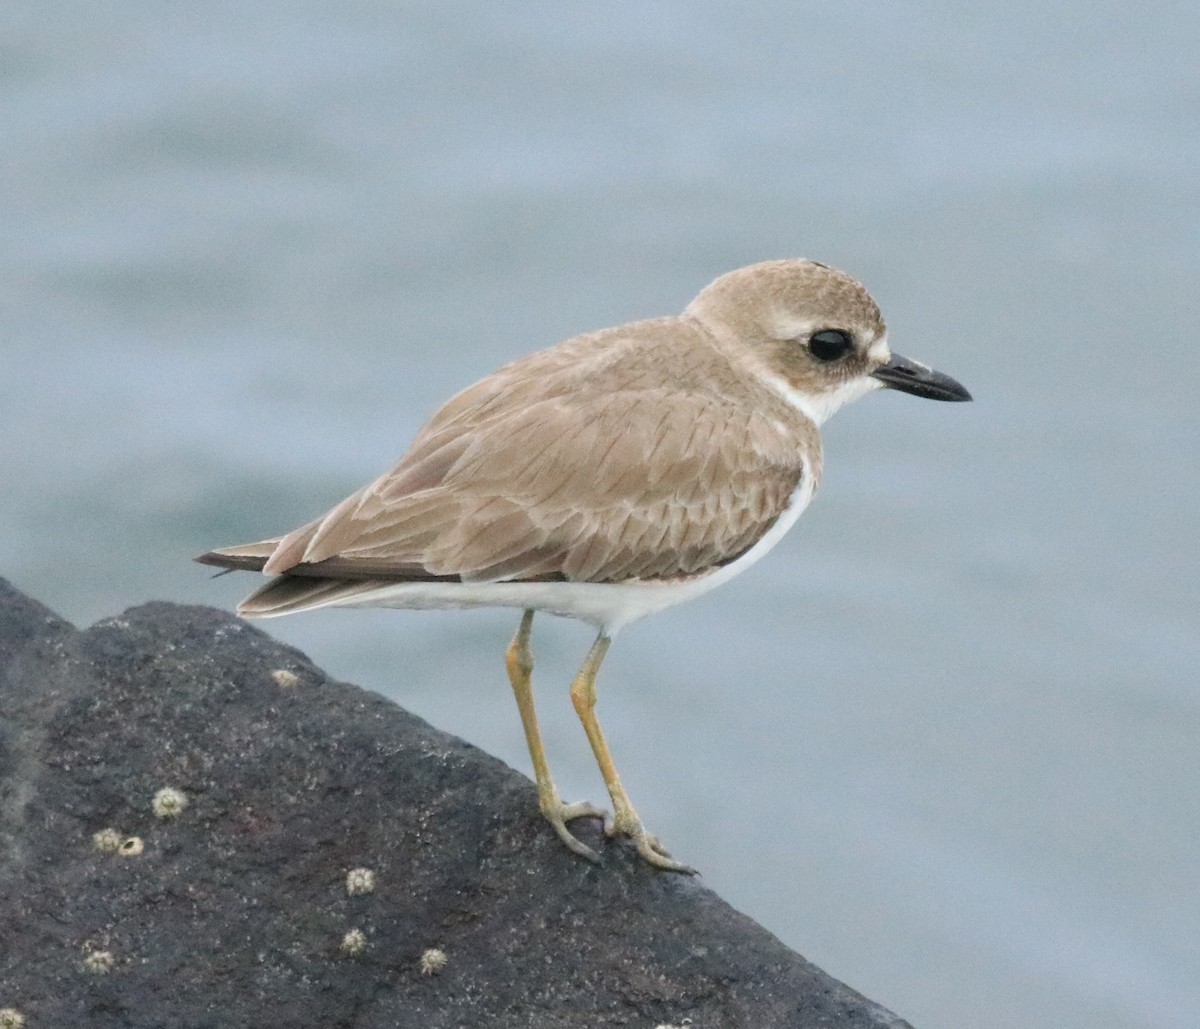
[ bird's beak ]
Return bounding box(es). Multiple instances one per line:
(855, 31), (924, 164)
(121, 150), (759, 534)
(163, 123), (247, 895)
(872, 353), (972, 402)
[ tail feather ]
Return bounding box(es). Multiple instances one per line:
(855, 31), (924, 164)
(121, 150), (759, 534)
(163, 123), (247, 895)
(236, 576), (385, 618)
(195, 539), (280, 573)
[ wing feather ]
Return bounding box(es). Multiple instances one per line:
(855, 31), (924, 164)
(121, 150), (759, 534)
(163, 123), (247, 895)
(207, 323), (821, 589)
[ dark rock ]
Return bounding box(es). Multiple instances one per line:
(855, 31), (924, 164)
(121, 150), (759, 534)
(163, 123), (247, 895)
(0, 577), (912, 1028)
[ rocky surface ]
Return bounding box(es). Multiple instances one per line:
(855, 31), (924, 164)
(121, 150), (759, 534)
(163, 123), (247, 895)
(0, 577), (912, 1028)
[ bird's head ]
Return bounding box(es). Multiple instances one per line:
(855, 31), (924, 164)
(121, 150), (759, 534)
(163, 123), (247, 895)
(686, 258), (971, 425)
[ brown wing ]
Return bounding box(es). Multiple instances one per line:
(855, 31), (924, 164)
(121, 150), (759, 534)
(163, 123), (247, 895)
(227, 395), (807, 587)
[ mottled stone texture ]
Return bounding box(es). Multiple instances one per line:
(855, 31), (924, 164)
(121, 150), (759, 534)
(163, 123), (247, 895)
(0, 578), (912, 1028)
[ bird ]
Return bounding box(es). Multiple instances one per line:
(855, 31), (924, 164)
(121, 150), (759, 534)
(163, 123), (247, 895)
(197, 258), (971, 873)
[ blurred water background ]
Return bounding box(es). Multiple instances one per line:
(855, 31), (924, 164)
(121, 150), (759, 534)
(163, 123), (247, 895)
(2, 4), (1197, 1027)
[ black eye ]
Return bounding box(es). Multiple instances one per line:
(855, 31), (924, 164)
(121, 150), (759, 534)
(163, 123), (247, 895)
(809, 329), (854, 362)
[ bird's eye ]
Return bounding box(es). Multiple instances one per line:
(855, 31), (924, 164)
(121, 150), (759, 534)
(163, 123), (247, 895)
(809, 329), (853, 362)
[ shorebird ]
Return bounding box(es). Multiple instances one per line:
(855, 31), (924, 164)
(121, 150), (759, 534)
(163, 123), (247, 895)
(198, 259), (971, 873)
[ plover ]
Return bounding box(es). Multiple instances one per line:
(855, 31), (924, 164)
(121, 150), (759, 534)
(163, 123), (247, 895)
(198, 259), (971, 873)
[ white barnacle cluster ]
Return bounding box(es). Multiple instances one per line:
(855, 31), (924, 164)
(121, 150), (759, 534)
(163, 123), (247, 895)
(0, 1007), (27, 1029)
(419, 947), (447, 976)
(92, 827), (123, 853)
(340, 928), (367, 956)
(345, 867), (375, 896)
(83, 948), (116, 974)
(90, 784), (188, 859)
(271, 668), (300, 688)
(93, 827), (144, 856)
(92, 828), (144, 856)
(151, 786), (188, 819)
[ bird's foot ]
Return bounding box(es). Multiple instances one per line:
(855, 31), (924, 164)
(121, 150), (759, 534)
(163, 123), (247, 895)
(539, 794), (607, 863)
(605, 803), (697, 874)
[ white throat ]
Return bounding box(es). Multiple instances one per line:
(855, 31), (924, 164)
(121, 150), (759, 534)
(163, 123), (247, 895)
(758, 372), (884, 427)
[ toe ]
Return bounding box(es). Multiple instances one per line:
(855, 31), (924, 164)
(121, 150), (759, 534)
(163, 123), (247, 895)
(603, 807), (697, 874)
(634, 833), (696, 874)
(553, 823), (602, 863)
(540, 796), (606, 863)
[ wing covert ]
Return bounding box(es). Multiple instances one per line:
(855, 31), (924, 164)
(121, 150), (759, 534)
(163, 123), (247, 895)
(264, 384), (816, 585)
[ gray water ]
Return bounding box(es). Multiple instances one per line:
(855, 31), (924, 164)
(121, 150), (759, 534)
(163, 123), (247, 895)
(3, 4), (1197, 1027)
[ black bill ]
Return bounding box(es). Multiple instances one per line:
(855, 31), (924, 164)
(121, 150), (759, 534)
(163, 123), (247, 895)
(872, 352), (972, 402)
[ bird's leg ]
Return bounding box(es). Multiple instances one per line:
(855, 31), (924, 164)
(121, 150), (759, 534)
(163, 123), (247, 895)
(568, 633), (696, 874)
(505, 609), (605, 861)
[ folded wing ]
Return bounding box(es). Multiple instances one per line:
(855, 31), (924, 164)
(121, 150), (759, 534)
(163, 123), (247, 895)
(198, 355), (814, 615)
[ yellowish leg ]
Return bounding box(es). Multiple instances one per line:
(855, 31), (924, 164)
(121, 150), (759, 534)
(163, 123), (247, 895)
(505, 610), (605, 861)
(568, 633), (696, 874)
